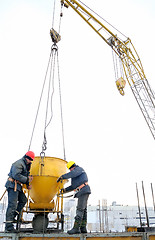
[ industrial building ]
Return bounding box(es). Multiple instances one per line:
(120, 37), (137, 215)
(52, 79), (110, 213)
(63, 199), (155, 232)
(1, 198), (155, 233)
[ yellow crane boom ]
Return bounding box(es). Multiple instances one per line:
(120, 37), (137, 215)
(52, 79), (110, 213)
(60, 0), (155, 140)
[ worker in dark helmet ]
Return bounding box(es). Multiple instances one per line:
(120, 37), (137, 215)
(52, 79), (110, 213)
(57, 161), (91, 234)
(5, 151), (35, 233)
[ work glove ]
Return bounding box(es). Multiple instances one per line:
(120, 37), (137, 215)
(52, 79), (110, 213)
(60, 188), (66, 194)
(57, 176), (63, 183)
(28, 175), (33, 182)
(27, 185), (32, 190)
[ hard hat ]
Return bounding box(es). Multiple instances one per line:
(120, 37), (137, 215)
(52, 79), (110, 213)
(25, 151), (35, 161)
(67, 161), (75, 169)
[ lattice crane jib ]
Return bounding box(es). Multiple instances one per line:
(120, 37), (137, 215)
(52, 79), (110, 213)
(118, 40), (155, 139)
(61, 0), (155, 140)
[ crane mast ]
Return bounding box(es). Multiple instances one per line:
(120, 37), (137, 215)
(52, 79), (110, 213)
(61, 0), (155, 140)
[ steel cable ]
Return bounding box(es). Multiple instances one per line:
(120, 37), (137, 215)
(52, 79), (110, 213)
(78, 0), (128, 39)
(42, 45), (57, 152)
(56, 49), (66, 160)
(29, 1), (66, 158)
(28, 51), (52, 151)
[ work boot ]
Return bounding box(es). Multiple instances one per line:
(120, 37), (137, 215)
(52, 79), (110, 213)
(67, 219), (81, 234)
(80, 208), (87, 233)
(80, 219), (87, 233)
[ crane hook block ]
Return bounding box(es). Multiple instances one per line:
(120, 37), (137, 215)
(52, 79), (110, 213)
(50, 28), (61, 43)
(116, 77), (126, 96)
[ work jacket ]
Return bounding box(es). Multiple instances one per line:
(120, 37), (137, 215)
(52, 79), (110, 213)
(5, 157), (31, 191)
(61, 165), (91, 198)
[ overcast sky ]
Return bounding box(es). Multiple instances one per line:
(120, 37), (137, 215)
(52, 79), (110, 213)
(0, 0), (155, 207)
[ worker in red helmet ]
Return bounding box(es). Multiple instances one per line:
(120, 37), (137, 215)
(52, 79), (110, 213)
(5, 151), (35, 233)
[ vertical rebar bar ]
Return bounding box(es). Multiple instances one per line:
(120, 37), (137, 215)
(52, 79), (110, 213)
(142, 181), (149, 227)
(151, 183), (155, 212)
(136, 182), (142, 227)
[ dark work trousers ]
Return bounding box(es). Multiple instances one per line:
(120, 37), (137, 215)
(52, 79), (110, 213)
(75, 193), (89, 222)
(5, 188), (27, 230)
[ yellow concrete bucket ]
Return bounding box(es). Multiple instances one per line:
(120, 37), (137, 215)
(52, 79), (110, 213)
(23, 156), (67, 232)
(28, 156), (67, 210)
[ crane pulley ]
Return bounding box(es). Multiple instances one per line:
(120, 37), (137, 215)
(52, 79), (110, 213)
(50, 28), (61, 43)
(60, 0), (155, 140)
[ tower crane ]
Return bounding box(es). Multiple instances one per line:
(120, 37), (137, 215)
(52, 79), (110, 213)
(52, 0), (155, 140)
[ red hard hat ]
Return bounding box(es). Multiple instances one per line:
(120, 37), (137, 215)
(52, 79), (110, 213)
(25, 151), (35, 161)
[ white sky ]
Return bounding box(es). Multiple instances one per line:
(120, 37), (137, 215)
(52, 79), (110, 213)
(0, 0), (155, 208)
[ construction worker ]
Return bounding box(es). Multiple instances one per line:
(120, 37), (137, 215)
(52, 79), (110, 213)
(57, 161), (91, 234)
(5, 151), (35, 233)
